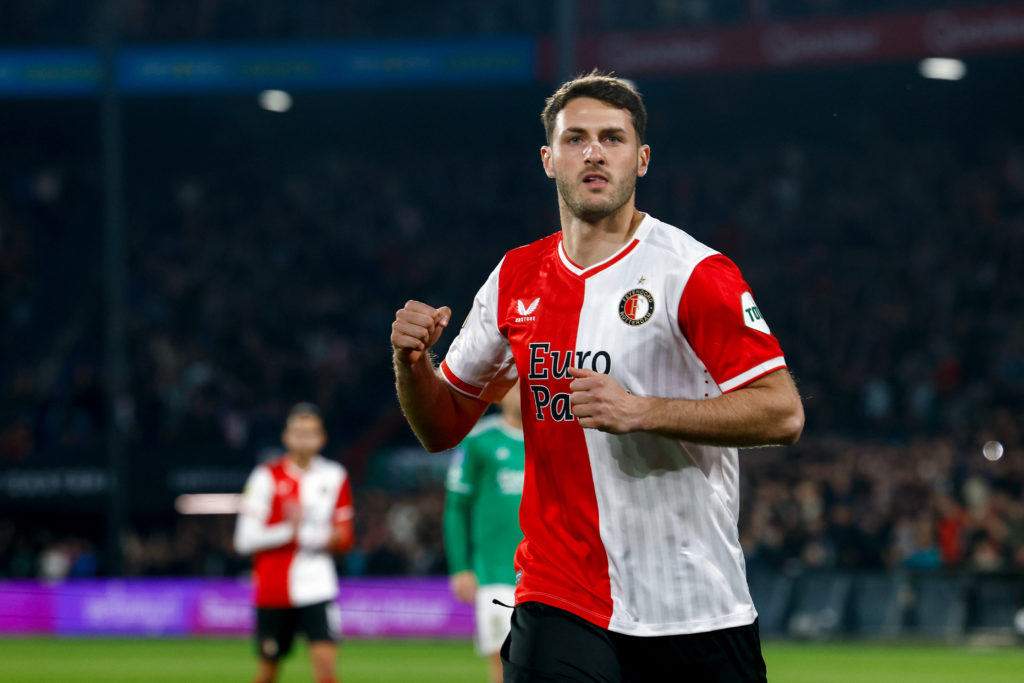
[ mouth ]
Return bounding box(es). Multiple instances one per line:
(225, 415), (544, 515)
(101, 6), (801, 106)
(582, 173), (609, 188)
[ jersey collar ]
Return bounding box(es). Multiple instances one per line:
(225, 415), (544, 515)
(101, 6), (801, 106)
(283, 454), (319, 477)
(556, 213), (653, 279)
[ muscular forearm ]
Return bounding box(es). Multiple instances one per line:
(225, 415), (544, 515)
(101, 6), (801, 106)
(391, 300), (488, 451)
(570, 366), (804, 447)
(633, 377), (804, 447)
(394, 351), (483, 452)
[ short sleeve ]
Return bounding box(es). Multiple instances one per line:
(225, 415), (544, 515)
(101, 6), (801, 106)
(678, 254), (787, 393)
(333, 469), (354, 525)
(441, 258), (518, 402)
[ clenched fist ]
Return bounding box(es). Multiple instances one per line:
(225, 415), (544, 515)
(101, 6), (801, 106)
(568, 366), (643, 434)
(391, 300), (452, 366)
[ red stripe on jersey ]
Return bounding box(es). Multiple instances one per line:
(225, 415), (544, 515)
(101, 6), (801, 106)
(254, 461), (299, 607)
(253, 547), (295, 608)
(334, 472), (353, 516)
(678, 254), (785, 393)
(499, 235), (614, 628)
(440, 360), (484, 398)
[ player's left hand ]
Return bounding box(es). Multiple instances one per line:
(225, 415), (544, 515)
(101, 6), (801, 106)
(450, 570), (478, 604)
(568, 367), (643, 434)
(328, 524), (354, 552)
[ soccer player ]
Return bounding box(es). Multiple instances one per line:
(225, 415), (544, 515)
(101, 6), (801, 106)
(390, 72), (804, 681)
(234, 403), (354, 683)
(444, 382), (525, 683)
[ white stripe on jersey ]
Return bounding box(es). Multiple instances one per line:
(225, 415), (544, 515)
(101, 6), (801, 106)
(574, 218), (757, 634)
(719, 356), (787, 392)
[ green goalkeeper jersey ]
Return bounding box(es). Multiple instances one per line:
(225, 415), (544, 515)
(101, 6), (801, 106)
(443, 415), (525, 586)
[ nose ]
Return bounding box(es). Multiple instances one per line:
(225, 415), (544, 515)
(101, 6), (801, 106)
(583, 141), (605, 164)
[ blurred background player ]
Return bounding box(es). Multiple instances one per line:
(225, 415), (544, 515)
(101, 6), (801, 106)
(234, 403), (355, 683)
(444, 382), (526, 683)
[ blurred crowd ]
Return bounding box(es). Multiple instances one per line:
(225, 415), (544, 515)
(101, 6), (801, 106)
(3, 432), (1023, 580)
(0, 486), (449, 580)
(742, 433), (1024, 575)
(0, 0), (1006, 45)
(1, 37), (1023, 580)
(5, 96), (1023, 467)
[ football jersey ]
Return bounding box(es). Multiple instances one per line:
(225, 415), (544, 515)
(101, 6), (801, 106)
(234, 455), (354, 608)
(440, 214), (786, 636)
(444, 415), (525, 586)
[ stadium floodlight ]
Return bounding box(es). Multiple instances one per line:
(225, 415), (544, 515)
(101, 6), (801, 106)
(918, 58), (966, 81)
(258, 89), (293, 112)
(175, 493), (242, 515)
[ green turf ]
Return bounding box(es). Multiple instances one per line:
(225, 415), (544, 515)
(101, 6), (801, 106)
(0, 638), (1022, 682)
(764, 641), (1024, 683)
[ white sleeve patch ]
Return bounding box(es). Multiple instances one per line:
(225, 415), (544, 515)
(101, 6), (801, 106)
(718, 356), (787, 393)
(741, 291), (771, 334)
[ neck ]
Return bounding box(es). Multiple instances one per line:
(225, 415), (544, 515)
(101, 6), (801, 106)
(560, 201), (643, 269)
(287, 452), (315, 469)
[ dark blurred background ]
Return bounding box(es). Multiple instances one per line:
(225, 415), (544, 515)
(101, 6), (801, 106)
(1, 0), (1022, 639)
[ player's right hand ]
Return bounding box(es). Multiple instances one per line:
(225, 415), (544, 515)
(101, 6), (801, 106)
(391, 300), (451, 366)
(449, 570), (478, 604)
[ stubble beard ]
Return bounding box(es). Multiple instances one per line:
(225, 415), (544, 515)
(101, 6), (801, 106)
(556, 168), (638, 224)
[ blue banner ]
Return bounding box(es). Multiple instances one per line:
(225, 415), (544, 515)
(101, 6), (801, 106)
(0, 49), (99, 97)
(119, 37), (535, 93)
(0, 37), (535, 97)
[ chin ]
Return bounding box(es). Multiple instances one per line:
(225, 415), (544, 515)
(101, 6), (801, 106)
(573, 198), (621, 222)
(575, 209), (612, 223)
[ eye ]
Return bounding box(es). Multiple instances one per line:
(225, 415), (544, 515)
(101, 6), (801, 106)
(568, 136), (581, 144)
(605, 135), (621, 143)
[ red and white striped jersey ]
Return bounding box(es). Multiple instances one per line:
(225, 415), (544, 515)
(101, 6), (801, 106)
(440, 214), (786, 636)
(234, 455), (354, 608)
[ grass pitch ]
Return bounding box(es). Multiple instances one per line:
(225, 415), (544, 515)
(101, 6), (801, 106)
(0, 638), (1022, 682)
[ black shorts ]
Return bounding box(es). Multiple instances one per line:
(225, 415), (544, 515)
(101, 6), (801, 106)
(500, 602), (767, 683)
(255, 600), (341, 661)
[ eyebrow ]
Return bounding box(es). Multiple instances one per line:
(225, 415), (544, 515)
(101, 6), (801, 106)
(563, 126), (628, 137)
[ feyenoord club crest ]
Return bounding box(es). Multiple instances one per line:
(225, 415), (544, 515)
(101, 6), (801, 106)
(618, 288), (654, 326)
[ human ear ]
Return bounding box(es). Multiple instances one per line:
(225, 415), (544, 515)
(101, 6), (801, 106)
(637, 145), (651, 177)
(541, 146), (556, 179)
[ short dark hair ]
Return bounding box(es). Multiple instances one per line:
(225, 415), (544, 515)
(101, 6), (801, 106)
(286, 402), (322, 426)
(541, 70), (647, 144)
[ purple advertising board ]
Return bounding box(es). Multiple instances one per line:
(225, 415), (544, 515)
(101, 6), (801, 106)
(336, 578), (474, 638)
(0, 580), (54, 634)
(0, 577), (474, 638)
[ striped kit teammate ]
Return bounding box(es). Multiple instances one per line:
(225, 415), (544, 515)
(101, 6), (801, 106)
(234, 404), (354, 683)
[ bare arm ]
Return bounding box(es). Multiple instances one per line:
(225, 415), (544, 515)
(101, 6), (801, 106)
(233, 469), (298, 555)
(568, 366), (804, 447)
(233, 514), (296, 555)
(391, 300), (489, 452)
(327, 517), (355, 553)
